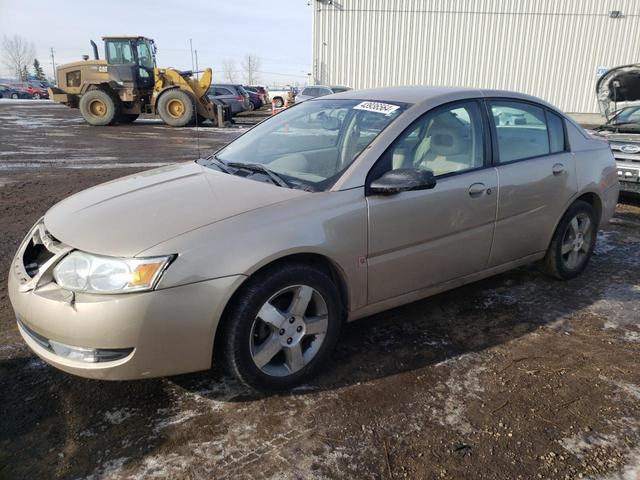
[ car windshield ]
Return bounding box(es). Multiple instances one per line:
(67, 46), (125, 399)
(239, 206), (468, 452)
(599, 106), (640, 131)
(213, 99), (408, 191)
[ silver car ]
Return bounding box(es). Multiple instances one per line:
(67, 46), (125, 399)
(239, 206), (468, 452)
(295, 85), (352, 103)
(8, 87), (619, 392)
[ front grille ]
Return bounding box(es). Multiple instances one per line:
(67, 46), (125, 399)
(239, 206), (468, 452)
(14, 220), (71, 292)
(23, 239), (56, 277)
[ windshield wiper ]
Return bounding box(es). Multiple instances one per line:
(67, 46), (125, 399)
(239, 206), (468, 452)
(226, 161), (292, 188)
(599, 121), (640, 131)
(202, 155), (233, 174)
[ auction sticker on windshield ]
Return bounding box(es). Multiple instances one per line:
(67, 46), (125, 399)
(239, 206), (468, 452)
(353, 101), (400, 115)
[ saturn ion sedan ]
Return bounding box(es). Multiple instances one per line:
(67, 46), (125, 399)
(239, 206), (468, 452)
(8, 87), (619, 392)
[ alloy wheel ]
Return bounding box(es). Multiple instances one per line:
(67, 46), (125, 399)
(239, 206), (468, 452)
(249, 285), (329, 376)
(560, 212), (593, 270)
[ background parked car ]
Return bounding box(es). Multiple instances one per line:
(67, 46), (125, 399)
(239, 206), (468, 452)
(295, 85), (352, 103)
(10, 81), (49, 99)
(268, 86), (296, 107)
(0, 84), (30, 99)
(591, 105), (640, 194)
(244, 88), (264, 110)
(248, 85), (269, 104)
(207, 84), (251, 116)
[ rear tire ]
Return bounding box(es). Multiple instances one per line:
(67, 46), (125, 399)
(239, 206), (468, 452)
(79, 89), (120, 126)
(220, 263), (343, 393)
(542, 200), (597, 280)
(11, 93), (18, 99)
(157, 89), (196, 127)
(273, 97), (284, 108)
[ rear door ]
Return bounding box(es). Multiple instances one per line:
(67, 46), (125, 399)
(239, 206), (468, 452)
(366, 100), (498, 303)
(486, 99), (577, 266)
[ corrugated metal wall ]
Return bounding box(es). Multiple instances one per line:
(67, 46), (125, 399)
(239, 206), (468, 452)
(312, 0), (640, 112)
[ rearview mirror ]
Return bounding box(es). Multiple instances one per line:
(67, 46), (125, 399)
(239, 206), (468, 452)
(369, 168), (437, 195)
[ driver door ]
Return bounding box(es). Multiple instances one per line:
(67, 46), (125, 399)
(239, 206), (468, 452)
(366, 100), (498, 303)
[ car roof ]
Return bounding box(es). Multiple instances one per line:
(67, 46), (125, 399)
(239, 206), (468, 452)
(326, 86), (558, 111)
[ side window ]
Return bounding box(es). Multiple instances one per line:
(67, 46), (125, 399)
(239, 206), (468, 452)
(546, 111), (566, 153)
(377, 101), (485, 178)
(489, 101), (550, 163)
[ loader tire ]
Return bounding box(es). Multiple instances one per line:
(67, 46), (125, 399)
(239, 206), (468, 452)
(79, 89), (120, 126)
(158, 89), (196, 127)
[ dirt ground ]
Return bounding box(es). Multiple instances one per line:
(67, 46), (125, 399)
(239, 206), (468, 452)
(0, 100), (639, 480)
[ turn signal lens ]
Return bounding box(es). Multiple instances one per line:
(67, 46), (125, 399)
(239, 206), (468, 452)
(129, 262), (165, 287)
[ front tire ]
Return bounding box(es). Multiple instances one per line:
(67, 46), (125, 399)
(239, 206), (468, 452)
(11, 93), (19, 99)
(542, 200), (597, 280)
(157, 89), (196, 127)
(221, 263), (342, 393)
(79, 89), (120, 126)
(273, 96), (284, 108)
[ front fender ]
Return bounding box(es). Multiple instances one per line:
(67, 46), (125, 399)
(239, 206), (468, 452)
(141, 188), (368, 311)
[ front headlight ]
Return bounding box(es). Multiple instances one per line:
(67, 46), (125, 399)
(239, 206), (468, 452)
(53, 251), (173, 294)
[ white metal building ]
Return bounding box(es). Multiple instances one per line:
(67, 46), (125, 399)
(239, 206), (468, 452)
(312, 0), (640, 113)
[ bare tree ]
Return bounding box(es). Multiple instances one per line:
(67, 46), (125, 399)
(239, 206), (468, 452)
(241, 54), (261, 85)
(2, 34), (35, 80)
(222, 58), (236, 83)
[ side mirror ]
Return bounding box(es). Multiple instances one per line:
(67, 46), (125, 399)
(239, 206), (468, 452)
(369, 168), (437, 195)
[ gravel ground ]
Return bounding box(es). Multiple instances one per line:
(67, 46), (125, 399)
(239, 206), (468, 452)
(0, 100), (639, 480)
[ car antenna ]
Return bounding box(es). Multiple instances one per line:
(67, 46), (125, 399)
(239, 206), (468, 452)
(189, 39), (201, 158)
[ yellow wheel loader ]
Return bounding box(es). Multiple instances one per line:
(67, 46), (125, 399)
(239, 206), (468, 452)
(48, 36), (231, 127)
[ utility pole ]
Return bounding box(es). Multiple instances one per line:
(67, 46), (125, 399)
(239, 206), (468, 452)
(189, 39), (195, 73)
(50, 47), (56, 83)
(194, 49), (199, 80)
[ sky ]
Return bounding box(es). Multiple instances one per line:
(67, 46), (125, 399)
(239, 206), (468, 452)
(0, 0), (313, 87)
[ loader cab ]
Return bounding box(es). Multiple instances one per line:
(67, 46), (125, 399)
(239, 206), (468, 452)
(103, 36), (156, 90)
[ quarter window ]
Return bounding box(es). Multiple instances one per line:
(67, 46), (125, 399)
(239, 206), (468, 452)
(489, 101), (551, 162)
(376, 101), (485, 178)
(546, 110), (566, 153)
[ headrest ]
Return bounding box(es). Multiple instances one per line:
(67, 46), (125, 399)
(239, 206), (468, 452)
(428, 127), (465, 156)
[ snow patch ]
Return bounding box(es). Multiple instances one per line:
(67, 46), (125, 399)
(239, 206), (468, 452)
(77, 456), (128, 480)
(594, 231), (618, 255)
(152, 409), (200, 434)
(104, 407), (137, 425)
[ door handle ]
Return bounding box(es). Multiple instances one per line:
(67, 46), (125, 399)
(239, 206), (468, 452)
(468, 182), (486, 197)
(552, 163), (565, 175)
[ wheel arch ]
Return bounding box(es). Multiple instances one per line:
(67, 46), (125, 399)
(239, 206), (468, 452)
(546, 190), (603, 251)
(211, 251), (350, 366)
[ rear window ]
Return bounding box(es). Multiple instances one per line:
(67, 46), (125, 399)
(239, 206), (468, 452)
(237, 86), (248, 96)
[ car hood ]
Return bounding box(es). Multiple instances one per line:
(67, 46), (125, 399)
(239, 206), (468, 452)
(44, 161), (307, 257)
(596, 64), (640, 118)
(591, 130), (640, 143)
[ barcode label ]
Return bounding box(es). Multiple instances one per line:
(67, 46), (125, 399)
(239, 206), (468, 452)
(353, 101), (400, 115)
